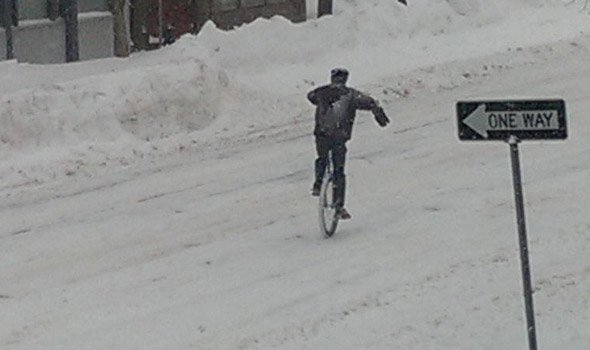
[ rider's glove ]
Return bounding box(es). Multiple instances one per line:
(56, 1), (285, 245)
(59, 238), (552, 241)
(373, 106), (390, 127)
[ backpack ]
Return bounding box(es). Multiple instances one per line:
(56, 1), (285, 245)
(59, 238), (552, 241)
(320, 91), (353, 137)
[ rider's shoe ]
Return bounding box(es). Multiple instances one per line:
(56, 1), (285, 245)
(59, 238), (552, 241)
(311, 183), (321, 196)
(336, 207), (351, 220)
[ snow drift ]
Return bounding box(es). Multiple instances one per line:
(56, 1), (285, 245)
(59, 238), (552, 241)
(0, 0), (588, 188)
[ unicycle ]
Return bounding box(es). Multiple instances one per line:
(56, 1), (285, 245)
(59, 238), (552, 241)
(318, 154), (339, 238)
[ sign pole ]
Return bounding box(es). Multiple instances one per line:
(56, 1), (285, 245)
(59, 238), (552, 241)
(508, 135), (538, 350)
(457, 99), (567, 350)
(63, 0), (79, 62)
(2, 0), (14, 59)
(158, 0), (163, 47)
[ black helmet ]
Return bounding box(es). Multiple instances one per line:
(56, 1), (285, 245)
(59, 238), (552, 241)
(330, 68), (349, 84)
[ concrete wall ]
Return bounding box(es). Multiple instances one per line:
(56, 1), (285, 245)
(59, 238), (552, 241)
(14, 18), (66, 63)
(1, 12), (113, 63)
(79, 12), (114, 61)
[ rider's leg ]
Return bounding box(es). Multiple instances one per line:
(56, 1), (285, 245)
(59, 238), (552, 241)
(313, 136), (330, 193)
(331, 141), (347, 208)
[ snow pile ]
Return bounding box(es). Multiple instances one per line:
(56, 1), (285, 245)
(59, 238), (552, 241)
(0, 57), (232, 185)
(0, 61), (222, 149)
(0, 0), (588, 188)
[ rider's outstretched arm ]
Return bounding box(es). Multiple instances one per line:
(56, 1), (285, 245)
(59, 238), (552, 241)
(351, 89), (390, 127)
(351, 89), (378, 111)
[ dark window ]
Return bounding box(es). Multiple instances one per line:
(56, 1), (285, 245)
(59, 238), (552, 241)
(47, 0), (60, 20)
(0, 0), (18, 27)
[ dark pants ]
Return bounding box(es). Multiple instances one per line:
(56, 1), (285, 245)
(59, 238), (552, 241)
(314, 135), (347, 208)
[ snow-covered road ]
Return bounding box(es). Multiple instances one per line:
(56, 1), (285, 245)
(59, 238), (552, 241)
(2, 31), (590, 349)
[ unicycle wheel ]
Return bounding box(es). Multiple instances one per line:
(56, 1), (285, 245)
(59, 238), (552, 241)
(318, 175), (339, 238)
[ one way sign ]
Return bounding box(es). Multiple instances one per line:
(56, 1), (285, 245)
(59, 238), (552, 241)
(457, 99), (567, 141)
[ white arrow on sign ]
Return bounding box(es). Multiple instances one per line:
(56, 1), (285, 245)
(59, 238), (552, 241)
(463, 104), (560, 138)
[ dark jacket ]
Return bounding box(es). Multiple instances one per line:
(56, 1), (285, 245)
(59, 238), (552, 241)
(308, 83), (381, 141)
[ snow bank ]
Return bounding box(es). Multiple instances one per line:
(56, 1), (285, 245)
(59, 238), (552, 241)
(0, 0), (588, 188)
(0, 56), (234, 186)
(187, 0), (585, 93)
(0, 60), (224, 150)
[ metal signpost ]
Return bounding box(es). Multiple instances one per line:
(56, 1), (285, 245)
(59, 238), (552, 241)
(63, 0), (79, 62)
(456, 99), (567, 350)
(2, 0), (14, 59)
(158, 0), (163, 47)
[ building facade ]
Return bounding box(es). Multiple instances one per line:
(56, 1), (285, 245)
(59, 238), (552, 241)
(1, 0), (113, 63)
(130, 0), (306, 51)
(1, 0), (306, 63)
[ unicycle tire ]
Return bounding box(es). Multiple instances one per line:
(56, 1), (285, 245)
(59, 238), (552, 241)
(319, 174), (339, 238)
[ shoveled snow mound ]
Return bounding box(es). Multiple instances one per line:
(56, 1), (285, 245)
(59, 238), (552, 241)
(0, 58), (231, 185)
(0, 0), (589, 189)
(0, 61), (223, 150)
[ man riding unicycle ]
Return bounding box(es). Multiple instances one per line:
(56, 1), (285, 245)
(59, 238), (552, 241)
(308, 68), (390, 220)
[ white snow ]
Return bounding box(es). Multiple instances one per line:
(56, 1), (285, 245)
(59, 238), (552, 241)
(1, 0), (590, 349)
